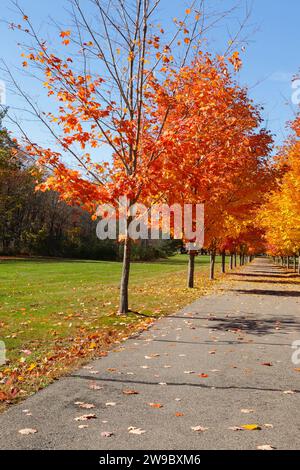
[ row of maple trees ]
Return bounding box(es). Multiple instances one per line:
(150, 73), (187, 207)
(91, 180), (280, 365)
(4, 1), (300, 312)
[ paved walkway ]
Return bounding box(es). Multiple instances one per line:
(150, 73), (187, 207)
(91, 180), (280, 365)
(0, 258), (299, 450)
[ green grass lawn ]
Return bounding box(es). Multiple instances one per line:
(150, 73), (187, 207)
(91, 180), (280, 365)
(0, 254), (222, 405)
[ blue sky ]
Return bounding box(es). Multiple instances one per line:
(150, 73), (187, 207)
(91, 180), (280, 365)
(0, 0), (299, 149)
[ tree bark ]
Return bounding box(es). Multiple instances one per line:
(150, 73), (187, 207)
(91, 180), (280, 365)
(187, 252), (196, 288)
(230, 254), (233, 270)
(221, 250), (226, 274)
(234, 252), (237, 268)
(210, 251), (216, 280)
(119, 235), (131, 314)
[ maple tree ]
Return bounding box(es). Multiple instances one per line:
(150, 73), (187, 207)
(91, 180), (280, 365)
(153, 53), (273, 283)
(259, 122), (300, 271)
(7, 1), (211, 313)
(4, 1), (260, 310)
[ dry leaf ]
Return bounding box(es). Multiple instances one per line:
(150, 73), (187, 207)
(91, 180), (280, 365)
(123, 390), (139, 395)
(241, 409), (255, 414)
(101, 431), (114, 437)
(128, 426), (146, 435)
(18, 428), (37, 435)
(79, 403), (95, 409)
(105, 402), (116, 407)
(191, 426), (208, 432)
(75, 414), (97, 421)
(89, 384), (103, 390)
(257, 444), (276, 450)
(242, 424), (261, 430)
(148, 403), (163, 408)
(175, 412), (184, 417)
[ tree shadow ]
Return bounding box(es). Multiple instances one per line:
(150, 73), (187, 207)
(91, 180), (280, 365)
(206, 314), (300, 335)
(70, 374), (300, 395)
(230, 289), (300, 297)
(235, 279), (300, 286)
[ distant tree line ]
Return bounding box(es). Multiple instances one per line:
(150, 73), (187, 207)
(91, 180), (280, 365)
(0, 115), (176, 261)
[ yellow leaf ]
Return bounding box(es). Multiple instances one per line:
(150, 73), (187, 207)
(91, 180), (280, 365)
(27, 363), (37, 372)
(242, 424), (261, 431)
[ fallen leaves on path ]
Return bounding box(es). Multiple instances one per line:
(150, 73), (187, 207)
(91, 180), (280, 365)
(191, 426), (208, 432)
(122, 389), (139, 395)
(74, 414), (97, 421)
(241, 409), (255, 414)
(148, 403), (163, 408)
(242, 424), (262, 430)
(18, 428), (37, 435)
(75, 402), (95, 409)
(101, 431), (114, 437)
(257, 444), (276, 450)
(128, 426), (146, 435)
(175, 412), (184, 417)
(105, 402), (116, 407)
(89, 383), (103, 390)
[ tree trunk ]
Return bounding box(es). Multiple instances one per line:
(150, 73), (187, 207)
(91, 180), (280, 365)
(221, 250), (226, 274)
(119, 235), (131, 314)
(294, 256), (297, 273)
(210, 251), (216, 280)
(234, 252), (237, 268)
(230, 254), (233, 270)
(298, 255), (300, 275)
(187, 252), (195, 288)
(287, 256), (290, 270)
